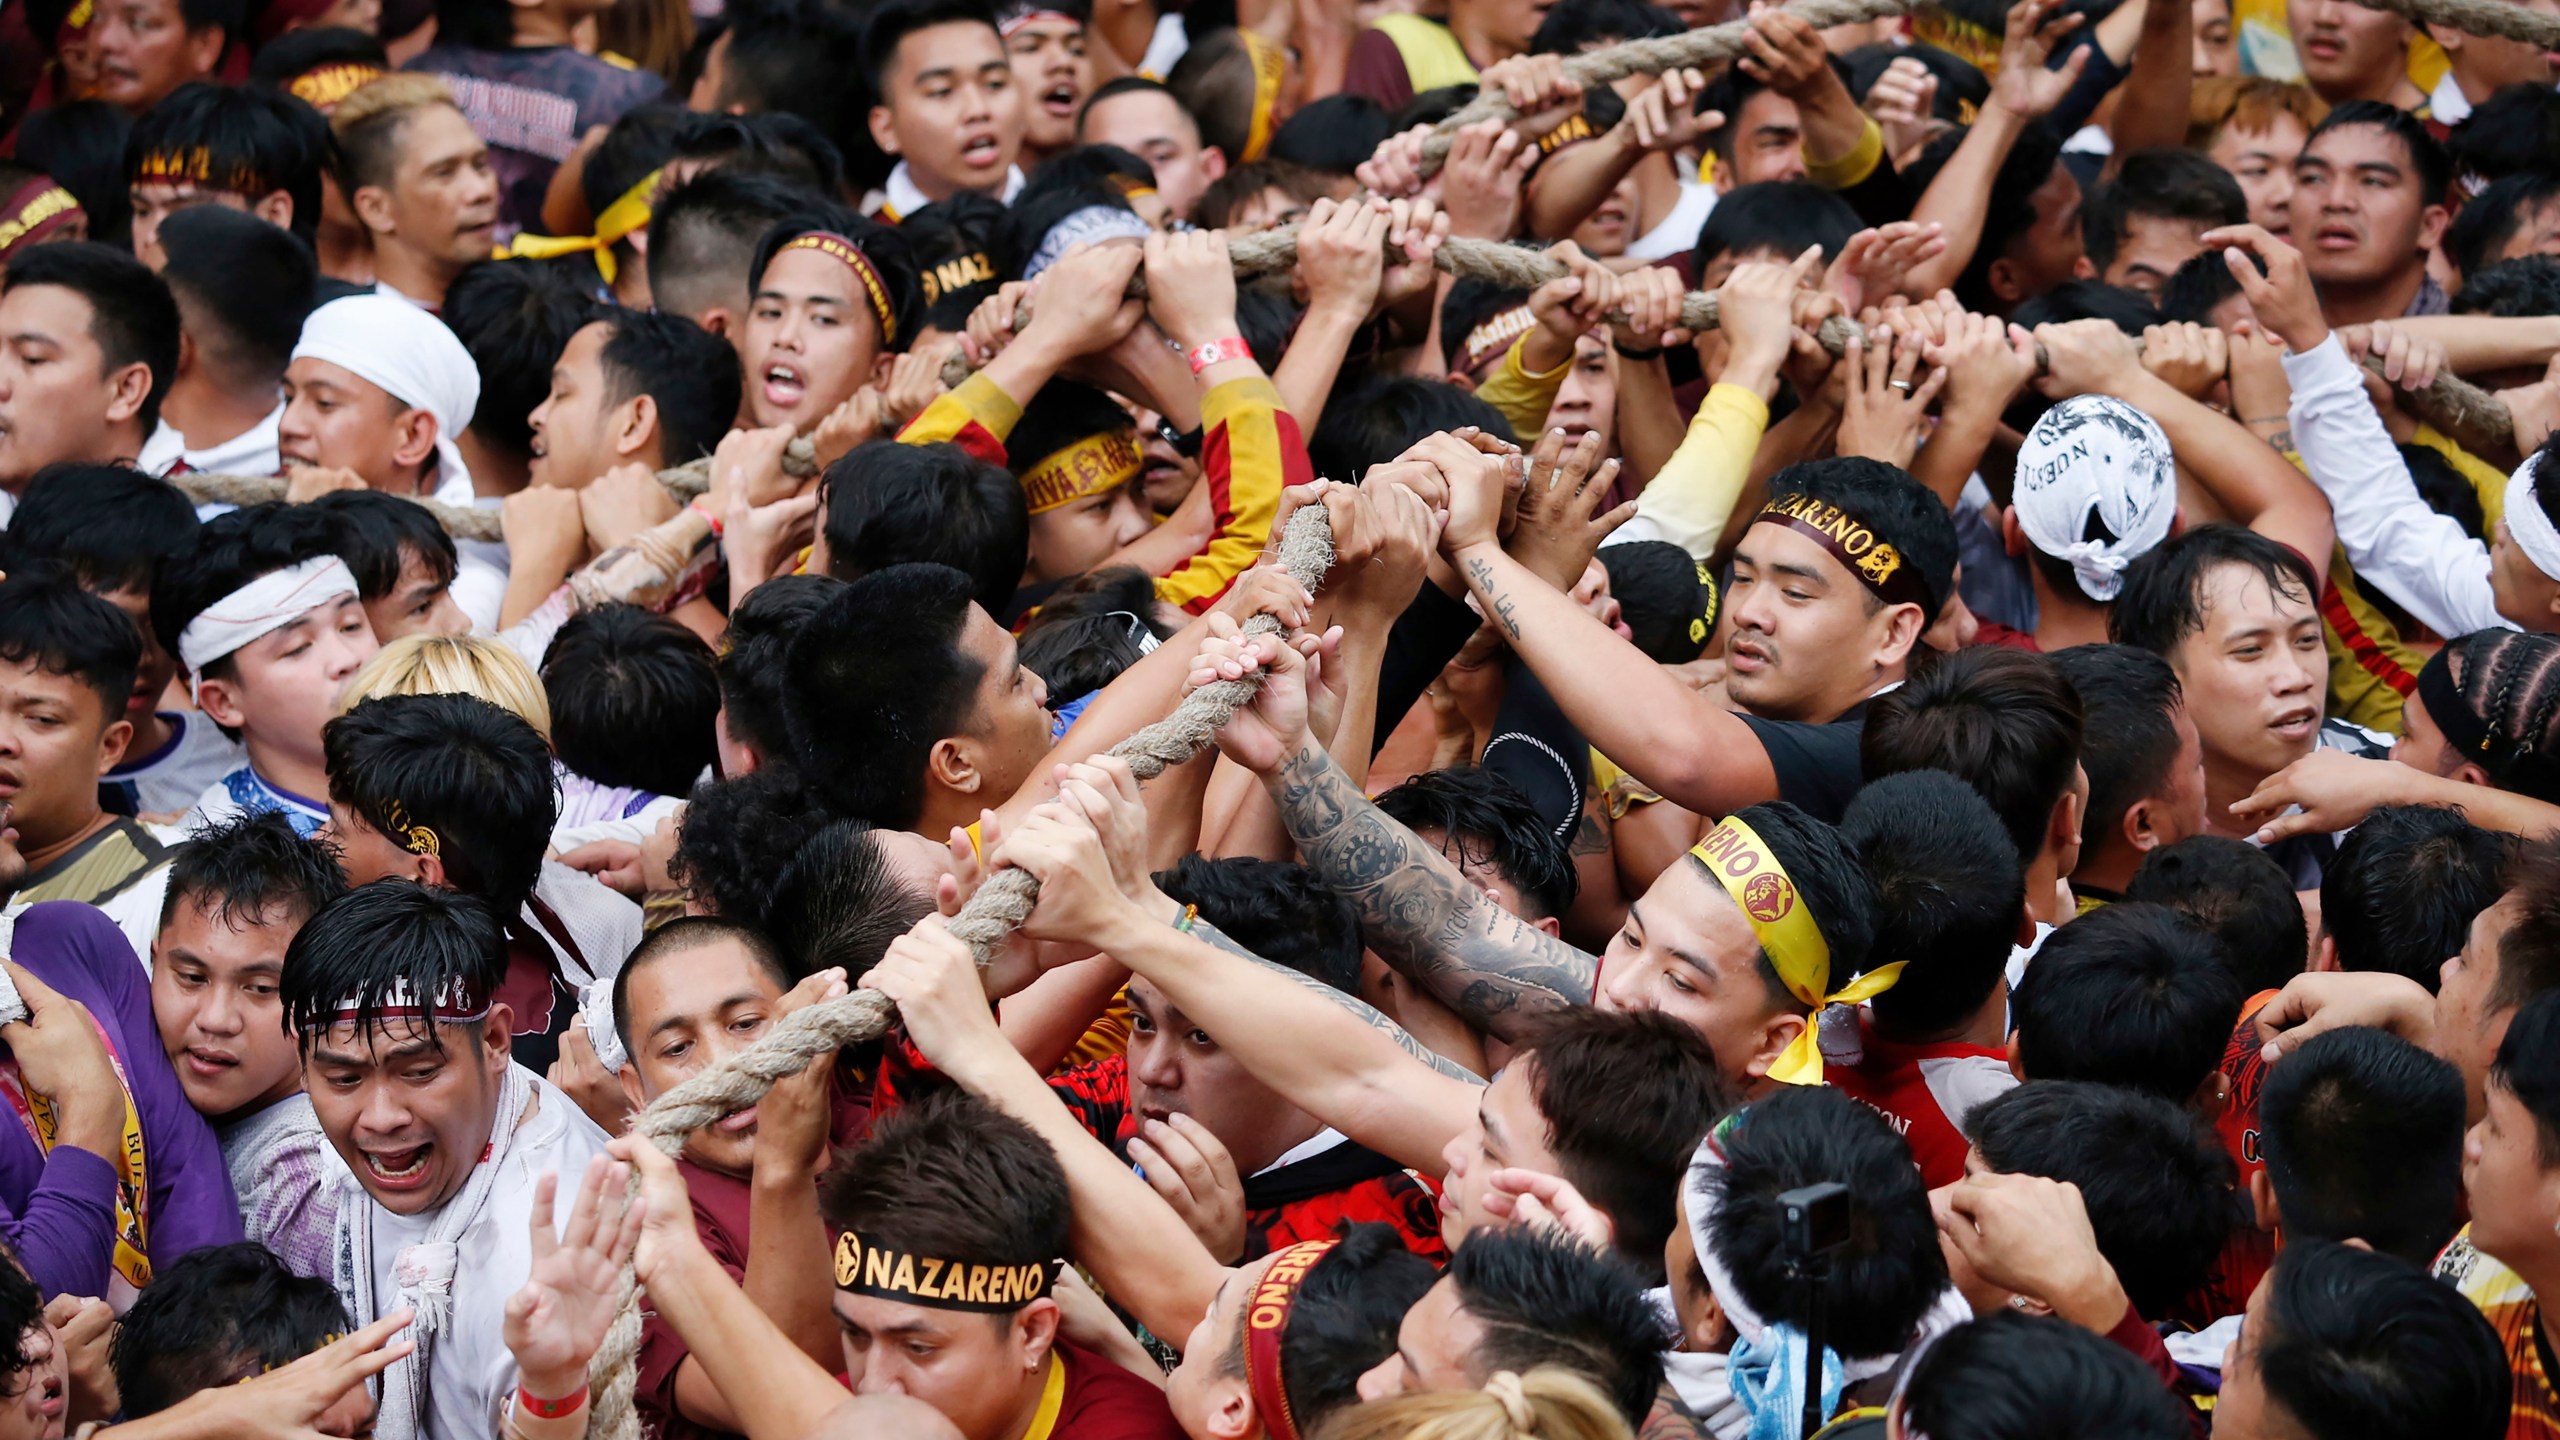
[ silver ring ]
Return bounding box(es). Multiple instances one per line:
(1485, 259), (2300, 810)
(1889, 380), (1913, 392)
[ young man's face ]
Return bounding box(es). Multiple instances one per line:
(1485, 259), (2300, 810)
(1006, 15), (1093, 156)
(2292, 122), (2446, 291)
(1595, 864), (1789, 1089)
(1569, 170), (1639, 258)
(1994, 161), (2089, 306)
(2195, 0), (2239, 74)
(2489, 516), (2560, 632)
(361, 544), (470, 644)
(1355, 1276), (1485, 1402)
(96, 585), (175, 736)
(152, 893), (309, 1120)
(1718, 89), (1807, 191)
(1126, 975), (1317, 1176)
(279, 358), (429, 490)
(196, 595), (380, 767)
(2482, 193), (2560, 275)
(615, 939), (789, 1179)
(2286, 0), (2410, 100)
(1079, 88), (1223, 223)
(1548, 333), (1618, 450)
(0, 284), (146, 492)
(89, 0), (224, 112)
(306, 1010), (511, 1214)
(0, 1312), (65, 1440)
(941, 603), (1053, 822)
(2464, 1072), (2560, 1270)
(527, 320), (632, 489)
(741, 247), (889, 434)
(870, 21), (1026, 203)
(363, 105), (500, 271)
(1024, 478), (1152, 584)
(2208, 115), (2310, 241)
(1721, 519), (1916, 722)
(2164, 561), (2324, 793)
(2101, 214), (2216, 295)
(129, 186), (289, 272)
(836, 1290), (1056, 1440)
(2437, 891), (2522, 1125)
(1435, 1060), (1566, 1249)
(2138, 697), (2212, 848)
(0, 657), (129, 854)
(1165, 1252), (1278, 1438)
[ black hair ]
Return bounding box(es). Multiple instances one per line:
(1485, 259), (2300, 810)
(110, 1242), (353, 1417)
(1235, 1223), (1437, 1429)
(1692, 181), (1860, 273)
(2260, 1026), (2465, 1265)
(1014, 567), (1168, 704)
(2045, 644), (2185, 868)
(1524, 1008), (1734, 1280)
(746, 203), (923, 351)
(609, 915), (792, 1059)
(669, 110), (848, 196)
(2425, 628), (2560, 804)
(17, 102), (137, 250)
(763, 817), (936, 981)
(1445, 1228), (1666, 1428)
(2009, 901), (2241, 1102)
(1761, 455), (1958, 620)
(2455, 253), (2560, 316)
(860, 0), (1003, 96)
(2307, 99), (2453, 209)
(2495, 985), (2560, 1166)
(819, 439), (1029, 618)
(645, 167), (831, 326)
(541, 604), (720, 799)
(2110, 523), (2319, 659)
(0, 241), (181, 434)
(897, 191), (1010, 331)
(2253, 1240), (2510, 1440)
(1968, 1080), (2235, 1318)
(713, 0), (874, 182)
(996, 164), (1143, 283)
(1005, 380), (1135, 481)
(2322, 805), (2509, 992)
(323, 694), (557, 918)
(668, 767), (835, 926)
(1164, 31), (1282, 162)
(1910, 118), (2066, 312)
(1308, 376), (1516, 482)
(782, 564), (984, 828)
(1597, 540), (1717, 664)
(1268, 94), (1392, 175)
(579, 103), (688, 234)
(2447, 84), (2560, 188)
(1703, 1085), (1949, 1358)
(2125, 835), (2306, 996)
(159, 807), (349, 933)
(715, 572), (840, 768)
(1154, 855), (1361, 993)
(432, 0), (527, 48)
(246, 24), (390, 90)
(2399, 440), (2486, 542)
(590, 308), (743, 466)
(148, 501), (343, 689)
(155, 204), (317, 388)
(438, 258), (604, 459)
(1843, 42), (1988, 126)
(819, 1086), (1070, 1292)
(280, 881), (509, 1053)
(1899, 1312), (2194, 1440)
(1437, 276), (1534, 372)
(124, 81), (328, 247)
(2006, 279), (2159, 335)
(0, 567), (141, 716)
(1861, 646), (2082, 865)
(1696, 67), (1773, 167)
(1376, 767), (1578, 921)
(2156, 245), (2249, 325)
(1841, 769), (2025, 1039)
(1688, 802), (1880, 1011)
(1533, 0), (1680, 51)
(306, 488), (460, 602)
(3, 464), (197, 596)
(2446, 170), (2560, 281)
(2081, 148), (2246, 276)
(0, 1254), (35, 1390)
(2494, 837), (2560, 1015)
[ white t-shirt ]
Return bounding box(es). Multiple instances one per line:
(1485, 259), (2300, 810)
(105, 712), (244, 817)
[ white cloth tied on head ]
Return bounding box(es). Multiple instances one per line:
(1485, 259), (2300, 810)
(290, 293), (479, 496)
(1024, 205), (1154, 280)
(175, 555), (360, 679)
(2506, 453), (2560, 584)
(578, 977), (628, 1073)
(2010, 395), (2176, 603)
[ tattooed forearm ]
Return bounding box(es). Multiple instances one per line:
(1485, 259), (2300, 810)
(1268, 743), (1597, 1039)
(1190, 918), (1486, 1087)
(1464, 555), (1524, 640)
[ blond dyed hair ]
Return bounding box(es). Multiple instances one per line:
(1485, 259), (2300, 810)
(331, 72), (464, 194)
(2188, 76), (2331, 150)
(340, 633), (554, 740)
(1309, 1370), (1633, 1440)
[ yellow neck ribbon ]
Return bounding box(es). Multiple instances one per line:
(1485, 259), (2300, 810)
(500, 167), (662, 285)
(1689, 815), (1902, 1085)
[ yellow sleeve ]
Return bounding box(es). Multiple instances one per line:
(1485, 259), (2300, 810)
(1152, 375), (1299, 614)
(896, 370), (1024, 459)
(1630, 383), (1771, 560)
(2410, 423), (2508, 532)
(1475, 333), (1574, 441)
(1804, 116), (1884, 191)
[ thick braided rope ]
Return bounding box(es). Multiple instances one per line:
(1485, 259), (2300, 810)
(2351, 0), (2560, 45)
(167, 438), (822, 542)
(580, 504), (1338, 1440)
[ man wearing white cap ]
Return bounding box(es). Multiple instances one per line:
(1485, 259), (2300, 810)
(1999, 395), (2179, 653)
(278, 293), (509, 627)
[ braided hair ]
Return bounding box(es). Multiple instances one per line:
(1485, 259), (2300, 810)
(2446, 630), (2560, 803)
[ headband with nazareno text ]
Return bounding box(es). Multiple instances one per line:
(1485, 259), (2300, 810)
(288, 62), (386, 112)
(1022, 429), (1142, 514)
(306, 973), (493, 1032)
(1687, 816), (1900, 1086)
(832, 1230), (1057, 1313)
(1246, 1239), (1335, 1440)
(1240, 30), (1288, 162)
(923, 252), (996, 306)
(0, 179), (83, 265)
(132, 146), (278, 198)
(779, 230), (900, 346)
(1756, 491), (1935, 614)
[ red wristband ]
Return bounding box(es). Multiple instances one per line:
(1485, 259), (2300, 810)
(687, 499), (725, 537)
(517, 1383), (589, 1419)
(1187, 337), (1252, 375)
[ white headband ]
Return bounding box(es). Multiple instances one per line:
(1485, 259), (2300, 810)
(2010, 396), (2176, 604)
(176, 555), (361, 679)
(1025, 206), (1153, 280)
(579, 977), (629, 1073)
(2506, 453), (2560, 585)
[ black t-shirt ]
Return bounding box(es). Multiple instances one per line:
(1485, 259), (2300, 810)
(1736, 700), (1870, 823)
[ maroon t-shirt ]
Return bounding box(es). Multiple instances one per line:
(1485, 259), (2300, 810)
(1050, 1339), (1189, 1440)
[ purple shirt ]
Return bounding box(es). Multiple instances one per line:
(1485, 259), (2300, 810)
(0, 902), (241, 1298)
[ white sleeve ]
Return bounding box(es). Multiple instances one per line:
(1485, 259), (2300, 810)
(2281, 337), (2511, 637)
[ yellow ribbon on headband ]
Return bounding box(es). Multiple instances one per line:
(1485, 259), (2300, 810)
(1022, 429), (1142, 513)
(1688, 816), (1901, 1086)
(1240, 30), (1287, 162)
(499, 167), (662, 285)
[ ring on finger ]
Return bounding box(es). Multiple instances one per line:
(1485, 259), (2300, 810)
(1889, 379), (1913, 392)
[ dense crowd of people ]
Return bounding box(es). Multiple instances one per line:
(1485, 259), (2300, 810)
(0, 0), (2558, 1435)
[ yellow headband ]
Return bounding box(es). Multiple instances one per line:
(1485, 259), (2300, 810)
(500, 167), (661, 284)
(1240, 30), (1287, 162)
(834, 1231), (1055, 1312)
(1022, 429), (1141, 514)
(132, 146), (276, 197)
(779, 230), (900, 346)
(922, 251), (995, 306)
(1688, 816), (1900, 1086)
(288, 62), (387, 112)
